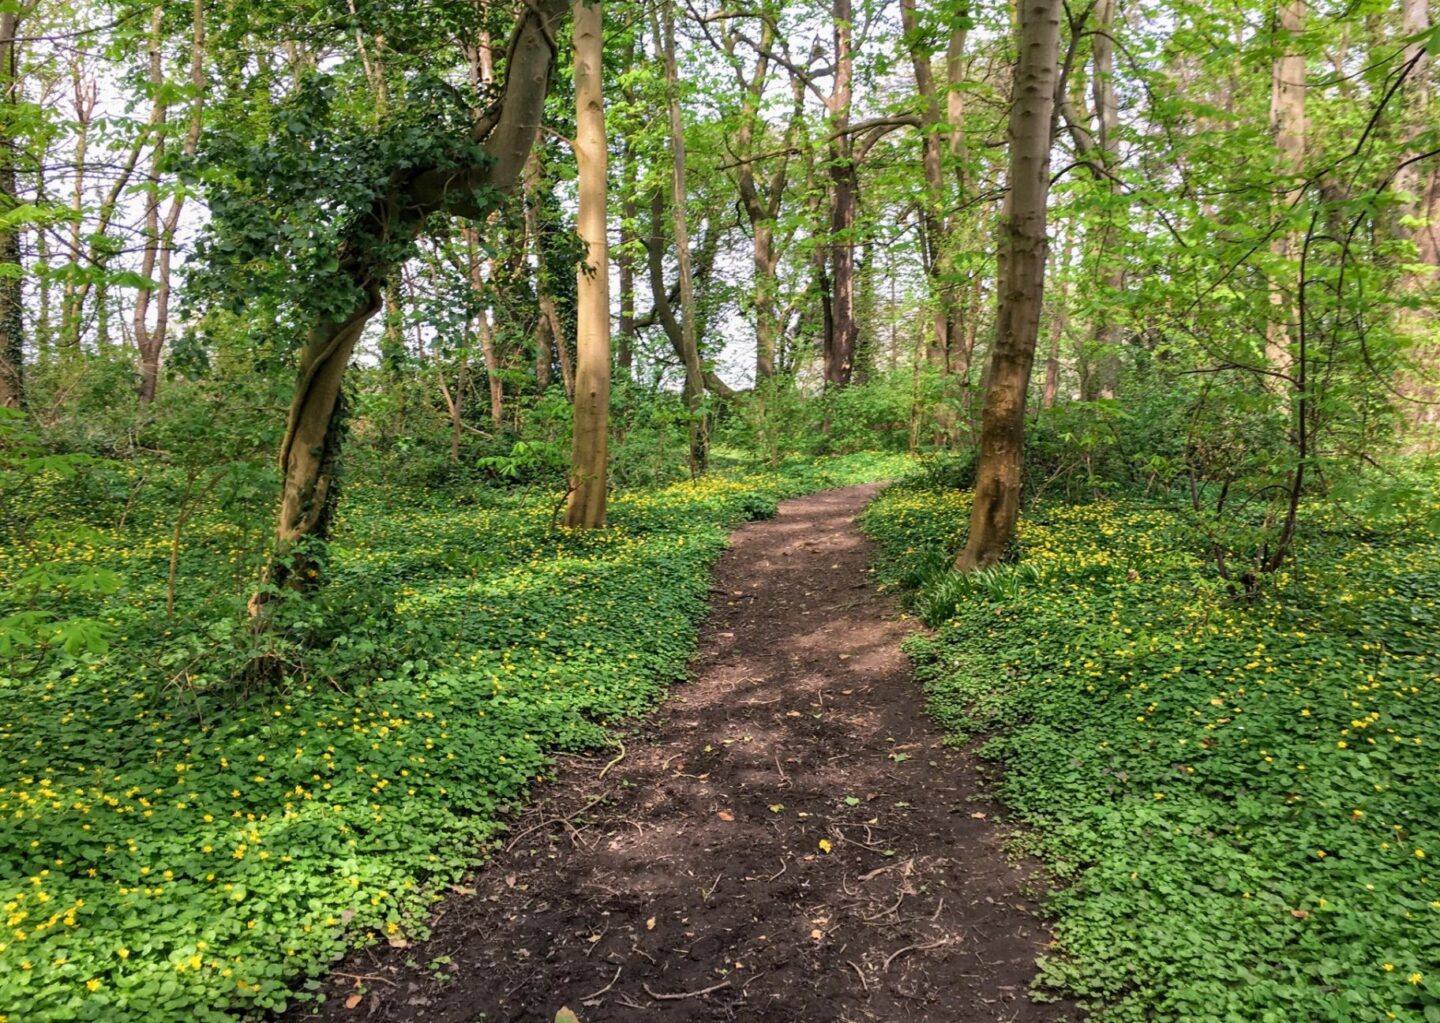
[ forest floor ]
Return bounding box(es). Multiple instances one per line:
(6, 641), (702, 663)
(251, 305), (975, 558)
(288, 484), (1067, 1023)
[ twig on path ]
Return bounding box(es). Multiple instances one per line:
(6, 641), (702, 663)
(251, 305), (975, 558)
(504, 795), (606, 852)
(858, 859), (911, 882)
(581, 964), (622, 1001)
(334, 971), (396, 987)
(598, 740), (626, 781)
(773, 752), (789, 786)
(642, 979), (732, 1001)
(882, 937), (952, 973)
(846, 960), (870, 995)
(701, 872), (723, 901)
(764, 858), (787, 881)
(861, 891), (905, 922)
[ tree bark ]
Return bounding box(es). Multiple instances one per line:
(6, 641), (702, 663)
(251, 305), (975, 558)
(135, 0), (206, 405)
(646, 189), (710, 473)
(901, 0), (970, 379)
(824, 0), (859, 388)
(956, 0), (1062, 572)
(1043, 232), (1075, 408)
(0, 9), (23, 409)
(253, 0), (568, 613)
(564, 0), (610, 528)
(1266, 0), (1305, 379)
(1087, 0), (1123, 399)
(658, 1), (710, 472)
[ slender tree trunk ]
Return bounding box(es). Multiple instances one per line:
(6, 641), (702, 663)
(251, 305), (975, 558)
(524, 157), (555, 392)
(1043, 232), (1075, 408)
(1088, 0), (1123, 399)
(902, 0), (968, 376)
(956, 0), (1062, 572)
(824, 0), (858, 388)
(617, 177), (637, 376)
(1397, 0), (1438, 430)
(0, 10), (22, 409)
(465, 226), (504, 424)
(647, 190), (709, 473)
(525, 152), (574, 398)
(1266, 0), (1305, 378)
(564, 0), (610, 528)
(135, 0), (205, 405)
(658, 1), (709, 471)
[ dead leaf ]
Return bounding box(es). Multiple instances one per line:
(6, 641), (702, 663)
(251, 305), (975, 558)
(646, 916), (656, 931)
(344, 994), (363, 1010)
(810, 929), (824, 940)
(1290, 909), (1309, 919)
(717, 810), (735, 821)
(971, 812), (988, 819)
(818, 838), (833, 854)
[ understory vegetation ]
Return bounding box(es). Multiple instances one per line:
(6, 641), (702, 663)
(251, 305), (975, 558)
(3, 0), (1438, 1019)
(0, 431), (907, 1022)
(863, 461), (1440, 1023)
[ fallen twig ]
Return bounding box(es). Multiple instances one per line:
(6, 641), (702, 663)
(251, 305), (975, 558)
(846, 960), (870, 995)
(642, 979), (732, 1001)
(882, 937), (952, 973)
(334, 971), (396, 987)
(598, 740), (626, 781)
(504, 795), (606, 852)
(581, 964), (622, 1001)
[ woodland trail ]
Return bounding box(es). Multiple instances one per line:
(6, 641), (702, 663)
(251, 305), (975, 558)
(290, 484), (1069, 1023)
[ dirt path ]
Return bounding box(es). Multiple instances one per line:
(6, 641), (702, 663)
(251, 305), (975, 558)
(290, 484), (1068, 1023)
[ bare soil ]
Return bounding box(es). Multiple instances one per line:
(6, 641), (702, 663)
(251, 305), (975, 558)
(286, 484), (1069, 1023)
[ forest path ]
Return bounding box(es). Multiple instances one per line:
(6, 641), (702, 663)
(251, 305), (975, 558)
(292, 484), (1067, 1023)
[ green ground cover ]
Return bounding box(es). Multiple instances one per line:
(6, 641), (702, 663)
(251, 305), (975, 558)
(861, 478), (1440, 1023)
(0, 451), (909, 1022)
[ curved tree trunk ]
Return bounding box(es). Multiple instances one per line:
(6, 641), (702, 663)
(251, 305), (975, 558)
(564, 0), (610, 528)
(251, 0), (568, 616)
(956, 0), (1062, 572)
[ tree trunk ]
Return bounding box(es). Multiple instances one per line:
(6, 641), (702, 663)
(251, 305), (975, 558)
(1266, 0), (1305, 378)
(1088, 0), (1123, 399)
(252, 0), (568, 614)
(901, 0), (968, 376)
(617, 179), (637, 376)
(465, 226), (504, 425)
(0, 10), (22, 409)
(658, 2), (709, 472)
(956, 0), (1062, 572)
(135, 0), (206, 405)
(1043, 232), (1075, 408)
(824, 0), (858, 388)
(647, 190), (709, 473)
(564, 0), (610, 529)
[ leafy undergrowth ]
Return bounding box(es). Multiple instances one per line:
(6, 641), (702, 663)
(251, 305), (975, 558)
(0, 451), (909, 1022)
(862, 479), (1440, 1023)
